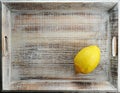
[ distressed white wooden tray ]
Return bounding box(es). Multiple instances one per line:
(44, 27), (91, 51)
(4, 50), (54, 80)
(2, 0), (120, 92)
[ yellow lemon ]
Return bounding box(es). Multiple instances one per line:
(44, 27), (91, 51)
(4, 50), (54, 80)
(74, 45), (100, 74)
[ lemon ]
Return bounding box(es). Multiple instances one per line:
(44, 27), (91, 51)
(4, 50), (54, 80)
(74, 45), (100, 74)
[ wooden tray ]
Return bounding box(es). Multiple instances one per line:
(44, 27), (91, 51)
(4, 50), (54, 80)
(2, 0), (120, 92)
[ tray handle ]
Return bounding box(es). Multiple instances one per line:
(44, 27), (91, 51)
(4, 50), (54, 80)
(2, 36), (8, 56)
(112, 36), (117, 57)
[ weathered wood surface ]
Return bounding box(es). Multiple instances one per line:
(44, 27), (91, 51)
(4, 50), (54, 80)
(6, 3), (116, 11)
(2, 2), (118, 91)
(109, 4), (118, 88)
(2, 4), (11, 90)
(11, 81), (117, 91)
(11, 8), (110, 82)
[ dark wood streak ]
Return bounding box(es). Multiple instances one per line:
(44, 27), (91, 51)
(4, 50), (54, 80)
(6, 3), (116, 11)
(72, 82), (92, 89)
(24, 26), (40, 31)
(20, 77), (93, 80)
(23, 25), (90, 32)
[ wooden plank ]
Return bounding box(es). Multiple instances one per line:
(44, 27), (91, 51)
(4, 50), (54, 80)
(13, 24), (105, 32)
(5, 2), (116, 11)
(13, 11), (106, 25)
(109, 4), (118, 90)
(11, 40), (109, 64)
(11, 31), (107, 40)
(2, 3), (11, 90)
(10, 81), (116, 91)
(11, 64), (107, 81)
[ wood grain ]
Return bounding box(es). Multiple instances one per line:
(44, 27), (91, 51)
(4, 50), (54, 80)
(11, 81), (116, 91)
(11, 8), (110, 83)
(109, 4), (118, 88)
(11, 64), (107, 81)
(2, 4), (11, 90)
(2, 2), (118, 91)
(6, 2), (116, 11)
